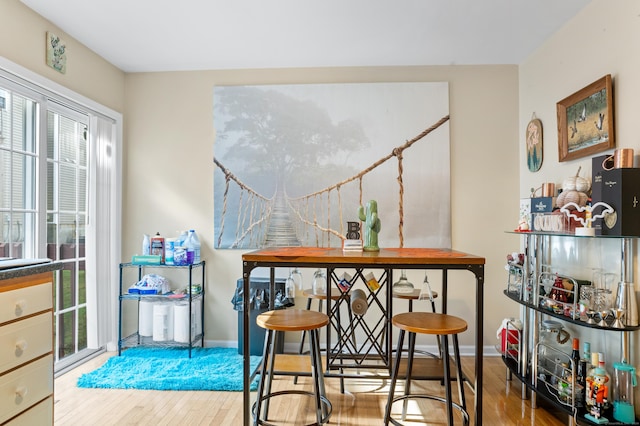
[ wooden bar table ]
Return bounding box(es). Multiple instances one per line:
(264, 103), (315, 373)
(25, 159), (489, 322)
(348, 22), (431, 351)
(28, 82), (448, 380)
(241, 247), (485, 425)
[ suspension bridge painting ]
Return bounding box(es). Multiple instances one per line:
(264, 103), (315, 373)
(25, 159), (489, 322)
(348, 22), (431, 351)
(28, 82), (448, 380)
(213, 82), (451, 250)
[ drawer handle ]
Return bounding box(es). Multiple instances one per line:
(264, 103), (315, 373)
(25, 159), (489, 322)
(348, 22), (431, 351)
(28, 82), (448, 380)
(15, 300), (26, 316)
(15, 340), (28, 355)
(15, 386), (28, 400)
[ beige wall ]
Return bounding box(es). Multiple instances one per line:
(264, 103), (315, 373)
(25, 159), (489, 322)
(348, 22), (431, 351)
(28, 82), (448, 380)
(125, 66), (520, 350)
(3, 0), (521, 352)
(519, 0), (640, 410)
(519, 0), (640, 195)
(0, 0), (125, 112)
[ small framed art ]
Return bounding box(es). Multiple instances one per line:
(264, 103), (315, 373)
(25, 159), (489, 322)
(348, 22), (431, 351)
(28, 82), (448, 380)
(46, 31), (67, 74)
(557, 75), (614, 162)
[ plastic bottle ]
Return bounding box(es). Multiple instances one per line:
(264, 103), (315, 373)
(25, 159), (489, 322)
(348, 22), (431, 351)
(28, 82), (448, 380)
(184, 232), (195, 265)
(165, 238), (176, 265)
(184, 230), (200, 264)
(188, 229), (201, 263)
(176, 230), (188, 248)
(142, 234), (150, 255)
(150, 232), (165, 263)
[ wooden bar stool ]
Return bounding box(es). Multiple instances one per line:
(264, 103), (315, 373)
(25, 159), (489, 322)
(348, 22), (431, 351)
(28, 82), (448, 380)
(393, 288), (442, 358)
(384, 312), (469, 426)
(295, 289), (353, 393)
(254, 309), (332, 426)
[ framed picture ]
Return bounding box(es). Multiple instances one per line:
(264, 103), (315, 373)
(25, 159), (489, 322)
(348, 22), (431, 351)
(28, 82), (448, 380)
(557, 74), (614, 162)
(46, 31), (67, 74)
(526, 118), (543, 172)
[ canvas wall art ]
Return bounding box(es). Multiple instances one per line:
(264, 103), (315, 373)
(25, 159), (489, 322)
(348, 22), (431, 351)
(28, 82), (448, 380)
(213, 82), (451, 250)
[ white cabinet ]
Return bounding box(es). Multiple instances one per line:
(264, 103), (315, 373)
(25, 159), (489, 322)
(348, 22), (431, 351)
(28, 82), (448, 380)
(0, 271), (55, 425)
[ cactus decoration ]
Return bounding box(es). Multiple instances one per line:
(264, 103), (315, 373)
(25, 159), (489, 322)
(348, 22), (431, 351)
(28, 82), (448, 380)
(357, 200), (381, 252)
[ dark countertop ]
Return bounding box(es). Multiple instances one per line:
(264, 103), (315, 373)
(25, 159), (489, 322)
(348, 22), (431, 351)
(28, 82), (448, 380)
(0, 259), (64, 281)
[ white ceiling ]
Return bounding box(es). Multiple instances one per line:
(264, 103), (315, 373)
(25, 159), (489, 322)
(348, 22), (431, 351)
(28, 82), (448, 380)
(21, 0), (591, 73)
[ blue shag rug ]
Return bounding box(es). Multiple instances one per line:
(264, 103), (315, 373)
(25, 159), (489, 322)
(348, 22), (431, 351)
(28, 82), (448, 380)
(77, 347), (262, 391)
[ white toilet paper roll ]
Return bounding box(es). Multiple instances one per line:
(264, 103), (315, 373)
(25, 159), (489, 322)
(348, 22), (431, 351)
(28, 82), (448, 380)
(139, 300), (155, 337)
(351, 289), (368, 316)
(173, 302), (192, 343)
(153, 303), (174, 342)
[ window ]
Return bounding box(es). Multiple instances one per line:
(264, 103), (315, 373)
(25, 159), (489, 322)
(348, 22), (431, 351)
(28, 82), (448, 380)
(0, 87), (38, 258)
(0, 58), (122, 372)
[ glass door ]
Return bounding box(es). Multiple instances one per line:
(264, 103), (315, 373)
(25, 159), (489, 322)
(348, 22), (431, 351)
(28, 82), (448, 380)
(47, 105), (93, 366)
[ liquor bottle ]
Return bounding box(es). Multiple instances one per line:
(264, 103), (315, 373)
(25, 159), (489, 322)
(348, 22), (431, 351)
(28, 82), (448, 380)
(577, 341), (591, 408)
(570, 338), (584, 407)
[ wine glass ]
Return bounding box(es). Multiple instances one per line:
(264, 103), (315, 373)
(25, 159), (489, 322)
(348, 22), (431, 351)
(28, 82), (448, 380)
(418, 272), (434, 301)
(393, 269), (414, 294)
(312, 269), (327, 295)
(285, 274), (296, 299)
(290, 267), (304, 290)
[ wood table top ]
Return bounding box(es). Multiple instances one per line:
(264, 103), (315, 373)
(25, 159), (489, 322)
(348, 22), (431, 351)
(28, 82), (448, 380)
(242, 247), (485, 266)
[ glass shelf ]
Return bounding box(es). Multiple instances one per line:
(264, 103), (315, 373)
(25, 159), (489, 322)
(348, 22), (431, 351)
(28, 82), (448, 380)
(503, 290), (640, 332)
(506, 230), (640, 239)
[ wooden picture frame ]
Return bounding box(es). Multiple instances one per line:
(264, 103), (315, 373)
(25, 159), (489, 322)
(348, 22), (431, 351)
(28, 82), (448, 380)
(557, 74), (614, 162)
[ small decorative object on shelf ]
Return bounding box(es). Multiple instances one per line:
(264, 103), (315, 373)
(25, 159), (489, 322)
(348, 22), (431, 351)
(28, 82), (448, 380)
(560, 201), (614, 236)
(343, 221), (363, 252)
(357, 200), (381, 252)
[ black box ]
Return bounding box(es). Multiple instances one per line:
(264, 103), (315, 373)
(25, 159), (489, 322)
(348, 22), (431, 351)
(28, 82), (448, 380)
(598, 168), (640, 236)
(591, 155), (609, 232)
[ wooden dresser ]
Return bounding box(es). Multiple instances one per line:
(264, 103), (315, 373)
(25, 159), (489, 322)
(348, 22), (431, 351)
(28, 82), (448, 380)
(0, 261), (61, 425)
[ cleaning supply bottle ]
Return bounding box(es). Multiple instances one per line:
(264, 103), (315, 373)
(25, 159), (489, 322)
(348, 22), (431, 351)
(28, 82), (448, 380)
(142, 234), (150, 255)
(176, 230), (188, 248)
(184, 230), (200, 264)
(164, 238), (176, 265)
(150, 232), (165, 263)
(184, 231), (195, 264)
(188, 229), (201, 263)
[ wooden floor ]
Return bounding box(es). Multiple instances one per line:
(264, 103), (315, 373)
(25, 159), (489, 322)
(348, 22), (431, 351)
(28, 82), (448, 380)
(54, 353), (568, 425)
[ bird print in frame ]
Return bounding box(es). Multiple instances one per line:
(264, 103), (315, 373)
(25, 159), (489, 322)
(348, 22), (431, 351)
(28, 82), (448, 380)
(557, 75), (614, 162)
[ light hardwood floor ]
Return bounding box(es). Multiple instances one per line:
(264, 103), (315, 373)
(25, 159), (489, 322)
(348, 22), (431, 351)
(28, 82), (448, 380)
(54, 353), (568, 425)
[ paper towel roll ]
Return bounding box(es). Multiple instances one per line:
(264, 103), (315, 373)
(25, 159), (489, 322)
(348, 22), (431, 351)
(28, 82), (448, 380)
(173, 302), (192, 343)
(351, 289), (368, 316)
(192, 300), (202, 336)
(139, 300), (155, 337)
(153, 303), (174, 341)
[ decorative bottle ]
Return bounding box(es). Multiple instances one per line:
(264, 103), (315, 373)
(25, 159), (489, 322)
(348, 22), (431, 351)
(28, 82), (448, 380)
(571, 338), (584, 407)
(585, 352), (611, 422)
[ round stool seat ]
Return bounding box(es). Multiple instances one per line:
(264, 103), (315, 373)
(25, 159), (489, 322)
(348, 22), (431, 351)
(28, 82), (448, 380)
(392, 312), (467, 336)
(392, 289), (438, 300)
(257, 309), (329, 332)
(302, 288), (344, 301)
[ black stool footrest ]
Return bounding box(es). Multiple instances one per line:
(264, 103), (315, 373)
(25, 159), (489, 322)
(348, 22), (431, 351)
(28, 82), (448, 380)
(252, 390), (332, 426)
(387, 395), (469, 426)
